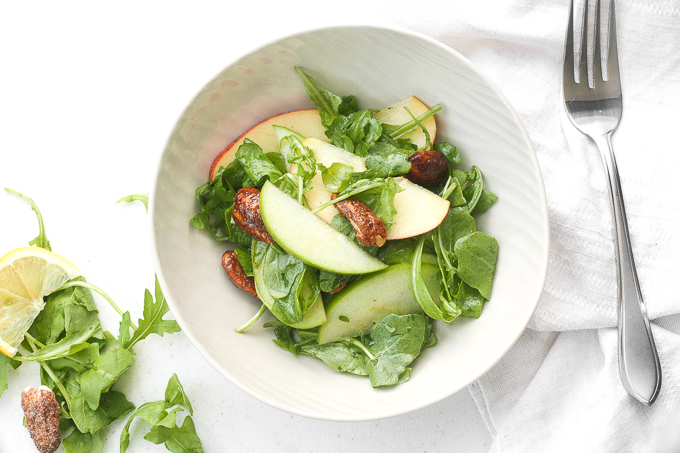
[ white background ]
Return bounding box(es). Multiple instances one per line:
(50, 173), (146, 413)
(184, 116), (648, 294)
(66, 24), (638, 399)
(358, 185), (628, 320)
(0, 1), (493, 452)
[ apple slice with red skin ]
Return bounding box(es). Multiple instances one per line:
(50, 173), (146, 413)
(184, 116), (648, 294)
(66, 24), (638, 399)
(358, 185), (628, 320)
(209, 109), (327, 180)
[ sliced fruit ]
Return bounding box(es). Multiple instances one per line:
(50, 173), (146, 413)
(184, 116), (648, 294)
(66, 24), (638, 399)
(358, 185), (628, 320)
(386, 177), (450, 240)
(317, 258), (439, 344)
(259, 181), (387, 275)
(253, 263), (326, 329)
(0, 247), (80, 357)
(294, 138), (366, 224)
(373, 96), (437, 150)
(210, 109), (327, 180)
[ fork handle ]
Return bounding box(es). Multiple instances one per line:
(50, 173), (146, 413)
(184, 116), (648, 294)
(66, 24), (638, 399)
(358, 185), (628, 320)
(593, 133), (662, 406)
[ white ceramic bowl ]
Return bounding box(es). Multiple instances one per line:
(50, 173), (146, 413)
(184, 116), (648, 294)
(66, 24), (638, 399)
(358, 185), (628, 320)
(150, 25), (549, 421)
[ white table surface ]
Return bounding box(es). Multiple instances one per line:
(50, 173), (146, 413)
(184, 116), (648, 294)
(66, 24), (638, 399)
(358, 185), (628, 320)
(0, 2), (493, 452)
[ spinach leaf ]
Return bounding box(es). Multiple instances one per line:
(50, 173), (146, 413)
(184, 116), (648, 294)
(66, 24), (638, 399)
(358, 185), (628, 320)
(116, 193), (149, 212)
(366, 313), (434, 387)
(318, 270), (352, 293)
(233, 247), (253, 277)
(301, 342), (369, 376)
(4, 188), (51, 250)
(255, 242), (320, 324)
(454, 232), (499, 300)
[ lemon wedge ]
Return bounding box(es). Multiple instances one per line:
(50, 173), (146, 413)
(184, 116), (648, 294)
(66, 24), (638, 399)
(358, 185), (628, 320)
(0, 247), (80, 357)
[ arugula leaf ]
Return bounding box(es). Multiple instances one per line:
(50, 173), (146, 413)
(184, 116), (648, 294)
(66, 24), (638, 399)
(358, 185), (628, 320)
(473, 190), (498, 214)
(321, 162), (354, 193)
(411, 235), (460, 322)
(463, 167), (484, 212)
(0, 353), (21, 398)
(78, 347), (136, 410)
(62, 429), (104, 453)
(120, 400), (167, 452)
(352, 177), (402, 229)
(63, 369), (135, 434)
(4, 188), (51, 250)
(295, 67), (343, 127)
(235, 139), (282, 186)
(120, 374), (204, 453)
(116, 193), (149, 212)
(434, 141), (461, 164)
(360, 153), (412, 179)
(123, 277), (181, 350)
(19, 304), (101, 362)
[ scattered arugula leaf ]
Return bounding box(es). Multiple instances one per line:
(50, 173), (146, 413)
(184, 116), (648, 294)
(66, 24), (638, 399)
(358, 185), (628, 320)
(116, 193), (149, 212)
(0, 354), (21, 398)
(120, 373), (204, 453)
(122, 276), (181, 350)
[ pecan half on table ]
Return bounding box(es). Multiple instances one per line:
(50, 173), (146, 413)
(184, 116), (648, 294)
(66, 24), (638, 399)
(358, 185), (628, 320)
(222, 250), (258, 297)
(331, 194), (387, 247)
(232, 187), (274, 243)
(405, 150), (448, 187)
(21, 386), (61, 453)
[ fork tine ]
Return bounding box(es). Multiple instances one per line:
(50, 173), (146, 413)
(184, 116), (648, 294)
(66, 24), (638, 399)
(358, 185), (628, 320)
(579, 0), (590, 86)
(563, 0), (576, 84)
(593, 0), (603, 84)
(607, 0), (622, 92)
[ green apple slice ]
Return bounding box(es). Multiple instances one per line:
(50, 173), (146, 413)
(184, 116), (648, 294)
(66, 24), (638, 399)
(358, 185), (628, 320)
(259, 181), (387, 275)
(317, 257), (439, 344)
(253, 262), (326, 329)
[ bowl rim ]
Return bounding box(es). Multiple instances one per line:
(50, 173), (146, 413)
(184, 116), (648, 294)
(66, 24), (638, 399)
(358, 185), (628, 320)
(149, 23), (550, 421)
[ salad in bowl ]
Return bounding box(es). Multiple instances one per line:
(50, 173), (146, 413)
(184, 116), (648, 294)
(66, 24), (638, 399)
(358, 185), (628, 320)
(190, 67), (499, 388)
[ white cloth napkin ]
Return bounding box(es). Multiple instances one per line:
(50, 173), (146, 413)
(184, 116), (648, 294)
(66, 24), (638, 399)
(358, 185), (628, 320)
(377, 0), (680, 451)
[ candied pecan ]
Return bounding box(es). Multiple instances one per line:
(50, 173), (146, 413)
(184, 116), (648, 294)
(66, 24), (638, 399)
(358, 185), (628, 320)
(331, 194), (387, 247)
(222, 250), (258, 297)
(21, 386), (61, 453)
(232, 187), (274, 243)
(405, 150), (448, 187)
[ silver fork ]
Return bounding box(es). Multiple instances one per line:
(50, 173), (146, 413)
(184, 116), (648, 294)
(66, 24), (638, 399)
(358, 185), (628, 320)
(563, 0), (661, 405)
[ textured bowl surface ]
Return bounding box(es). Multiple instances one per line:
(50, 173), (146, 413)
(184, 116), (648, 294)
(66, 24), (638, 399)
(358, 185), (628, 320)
(150, 25), (549, 421)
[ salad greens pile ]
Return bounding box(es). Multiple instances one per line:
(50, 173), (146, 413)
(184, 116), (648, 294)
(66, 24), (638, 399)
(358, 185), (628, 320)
(192, 67), (499, 387)
(1, 190), (202, 453)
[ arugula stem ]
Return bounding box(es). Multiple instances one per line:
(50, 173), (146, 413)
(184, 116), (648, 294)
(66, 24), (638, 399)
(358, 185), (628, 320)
(311, 181), (384, 214)
(234, 304), (267, 333)
(389, 104), (442, 140)
(4, 188), (50, 250)
(343, 338), (377, 362)
(403, 106), (432, 150)
(24, 332), (71, 408)
(56, 281), (138, 330)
